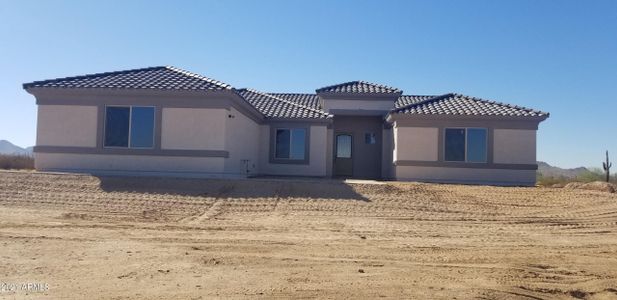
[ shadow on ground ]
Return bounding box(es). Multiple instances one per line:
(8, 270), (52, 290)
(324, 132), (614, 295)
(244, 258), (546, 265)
(96, 176), (371, 201)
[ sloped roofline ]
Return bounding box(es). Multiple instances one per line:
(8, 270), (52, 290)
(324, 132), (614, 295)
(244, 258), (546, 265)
(391, 93), (550, 117)
(236, 88), (333, 119)
(22, 66), (233, 90)
(22, 66), (550, 121)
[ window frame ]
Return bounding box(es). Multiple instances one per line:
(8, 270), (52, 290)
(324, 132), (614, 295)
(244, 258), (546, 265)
(103, 105), (156, 149)
(444, 127), (488, 163)
(270, 125), (310, 165)
(274, 128), (306, 160)
(336, 133), (353, 159)
(364, 132), (376, 145)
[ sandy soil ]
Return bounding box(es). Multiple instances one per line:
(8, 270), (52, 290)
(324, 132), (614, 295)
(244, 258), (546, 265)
(1, 171), (617, 299)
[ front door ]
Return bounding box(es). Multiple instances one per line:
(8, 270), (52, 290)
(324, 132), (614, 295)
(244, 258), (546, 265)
(331, 116), (383, 179)
(334, 134), (353, 177)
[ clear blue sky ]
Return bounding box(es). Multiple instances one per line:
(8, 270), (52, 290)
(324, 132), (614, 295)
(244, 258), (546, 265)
(1, 0), (615, 168)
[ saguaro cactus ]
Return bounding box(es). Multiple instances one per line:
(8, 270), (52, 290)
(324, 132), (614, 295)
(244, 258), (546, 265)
(603, 150), (612, 182)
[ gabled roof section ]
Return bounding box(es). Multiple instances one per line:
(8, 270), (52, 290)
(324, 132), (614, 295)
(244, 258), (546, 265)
(23, 66), (233, 91)
(236, 89), (331, 120)
(392, 93), (549, 118)
(316, 80), (402, 94)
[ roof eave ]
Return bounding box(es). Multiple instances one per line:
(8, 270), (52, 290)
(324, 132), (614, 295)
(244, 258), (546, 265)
(265, 116), (333, 124)
(24, 86), (232, 96)
(386, 112), (549, 124)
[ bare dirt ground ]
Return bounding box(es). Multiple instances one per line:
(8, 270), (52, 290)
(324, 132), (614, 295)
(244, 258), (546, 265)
(1, 171), (617, 299)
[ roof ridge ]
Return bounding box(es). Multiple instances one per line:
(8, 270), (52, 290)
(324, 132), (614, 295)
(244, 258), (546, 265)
(315, 80), (360, 93)
(244, 88), (331, 117)
(392, 93), (454, 112)
(23, 66), (166, 89)
(316, 80), (402, 94)
(164, 66), (232, 89)
(357, 80), (402, 93)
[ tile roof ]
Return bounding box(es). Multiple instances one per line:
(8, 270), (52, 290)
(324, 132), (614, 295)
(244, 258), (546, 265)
(316, 81), (402, 94)
(22, 66), (232, 91)
(392, 93), (549, 117)
(236, 89), (331, 119)
(23, 66), (548, 120)
(266, 93), (321, 110)
(394, 95), (437, 108)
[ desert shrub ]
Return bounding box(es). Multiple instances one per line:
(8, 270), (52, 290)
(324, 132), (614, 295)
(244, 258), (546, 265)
(0, 154), (34, 170)
(538, 168), (617, 186)
(537, 173), (567, 186)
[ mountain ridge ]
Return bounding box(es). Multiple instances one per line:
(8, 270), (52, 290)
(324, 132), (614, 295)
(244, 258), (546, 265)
(537, 161), (591, 178)
(0, 140), (33, 156)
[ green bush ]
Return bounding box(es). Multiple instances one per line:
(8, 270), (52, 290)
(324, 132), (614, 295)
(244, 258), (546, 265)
(0, 154), (34, 170)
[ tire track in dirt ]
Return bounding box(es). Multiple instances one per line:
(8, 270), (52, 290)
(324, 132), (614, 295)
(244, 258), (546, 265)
(1, 171), (617, 299)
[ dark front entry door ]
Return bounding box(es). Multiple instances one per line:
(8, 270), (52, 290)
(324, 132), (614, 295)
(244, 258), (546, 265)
(332, 116), (383, 179)
(334, 134), (353, 177)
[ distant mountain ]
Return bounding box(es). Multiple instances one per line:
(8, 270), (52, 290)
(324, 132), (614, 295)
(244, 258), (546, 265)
(537, 161), (590, 178)
(0, 140), (33, 155)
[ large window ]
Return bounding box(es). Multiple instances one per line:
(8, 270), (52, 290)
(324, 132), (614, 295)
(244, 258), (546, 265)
(104, 106), (155, 148)
(275, 128), (306, 160)
(444, 128), (487, 162)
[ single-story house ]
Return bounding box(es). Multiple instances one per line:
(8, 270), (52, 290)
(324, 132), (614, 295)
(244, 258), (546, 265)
(23, 66), (549, 185)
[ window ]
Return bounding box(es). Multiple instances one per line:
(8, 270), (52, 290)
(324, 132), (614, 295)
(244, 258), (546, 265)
(444, 128), (487, 162)
(365, 132), (376, 144)
(466, 128), (488, 162)
(104, 106), (155, 148)
(336, 134), (352, 158)
(275, 128), (306, 160)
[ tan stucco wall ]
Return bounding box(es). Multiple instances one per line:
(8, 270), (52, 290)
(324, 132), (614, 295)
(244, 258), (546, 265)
(34, 153), (226, 174)
(394, 166), (536, 186)
(224, 107), (261, 175)
(493, 129), (536, 164)
(322, 99), (394, 112)
(37, 105), (98, 147)
(393, 126), (439, 161)
(259, 125), (328, 177)
(161, 108), (226, 150)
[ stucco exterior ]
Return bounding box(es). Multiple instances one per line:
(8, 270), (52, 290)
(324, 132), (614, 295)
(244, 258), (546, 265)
(393, 126), (439, 162)
(161, 108), (227, 151)
(35, 153), (226, 176)
(394, 166), (536, 186)
(24, 67), (548, 185)
(389, 118), (541, 185)
(37, 105), (98, 147)
(322, 99), (395, 114)
(29, 89), (258, 177)
(381, 128), (393, 179)
(224, 107), (261, 175)
(493, 129), (536, 164)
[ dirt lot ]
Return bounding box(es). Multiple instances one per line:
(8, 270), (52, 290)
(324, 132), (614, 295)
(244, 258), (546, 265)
(0, 171), (616, 299)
